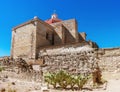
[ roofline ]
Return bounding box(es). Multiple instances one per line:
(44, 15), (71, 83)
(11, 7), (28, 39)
(37, 18), (54, 32)
(50, 18), (77, 25)
(12, 19), (34, 31)
(62, 18), (76, 22)
(12, 17), (54, 31)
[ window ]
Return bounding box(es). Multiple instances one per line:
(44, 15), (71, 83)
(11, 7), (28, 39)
(46, 33), (48, 39)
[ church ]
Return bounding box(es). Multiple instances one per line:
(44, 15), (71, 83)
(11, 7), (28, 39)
(11, 13), (98, 59)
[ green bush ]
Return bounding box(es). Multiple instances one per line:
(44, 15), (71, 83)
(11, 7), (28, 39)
(44, 72), (58, 88)
(67, 75), (76, 90)
(75, 74), (91, 90)
(56, 70), (70, 89)
(44, 70), (91, 90)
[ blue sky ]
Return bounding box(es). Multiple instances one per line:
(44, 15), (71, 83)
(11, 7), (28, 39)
(0, 0), (120, 56)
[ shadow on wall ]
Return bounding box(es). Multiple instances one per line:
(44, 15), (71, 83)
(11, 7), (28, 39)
(54, 26), (76, 45)
(64, 27), (76, 44)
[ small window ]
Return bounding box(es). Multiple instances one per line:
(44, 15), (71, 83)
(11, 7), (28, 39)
(46, 33), (48, 39)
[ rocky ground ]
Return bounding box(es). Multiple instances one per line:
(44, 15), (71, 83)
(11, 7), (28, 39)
(0, 70), (120, 92)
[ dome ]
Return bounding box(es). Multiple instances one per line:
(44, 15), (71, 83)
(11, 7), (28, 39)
(45, 13), (62, 24)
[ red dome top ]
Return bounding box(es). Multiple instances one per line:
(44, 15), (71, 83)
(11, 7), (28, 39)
(45, 13), (62, 24)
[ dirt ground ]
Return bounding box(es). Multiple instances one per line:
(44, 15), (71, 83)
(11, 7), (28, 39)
(50, 72), (120, 92)
(0, 71), (120, 92)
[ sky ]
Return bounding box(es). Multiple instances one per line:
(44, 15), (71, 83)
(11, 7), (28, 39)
(0, 0), (120, 56)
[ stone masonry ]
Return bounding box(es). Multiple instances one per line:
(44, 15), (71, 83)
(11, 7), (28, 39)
(98, 48), (120, 72)
(10, 13), (120, 75)
(38, 45), (99, 75)
(11, 14), (98, 59)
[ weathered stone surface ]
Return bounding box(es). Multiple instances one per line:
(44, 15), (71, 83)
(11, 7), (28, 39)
(11, 17), (97, 60)
(11, 23), (36, 59)
(38, 46), (99, 75)
(98, 48), (120, 72)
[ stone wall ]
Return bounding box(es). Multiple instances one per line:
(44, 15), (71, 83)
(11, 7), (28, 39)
(11, 18), (54, 59)
(38, 45), (99, 75)
(53, 24), (65, 45)
(38, 46), (120, 74)
(36, 20), (53, 47)
(51, 19), (79, 44)
(0, 57), (4, 61)
(11, 23), (36, 59)
(36, 20), (54, 58)
(79, 32), (86, 42)
(11, 17), (96, 60)
(98, 48), (120, 72)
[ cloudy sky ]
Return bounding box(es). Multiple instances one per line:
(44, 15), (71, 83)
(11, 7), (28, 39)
(0, 0), (120, 56)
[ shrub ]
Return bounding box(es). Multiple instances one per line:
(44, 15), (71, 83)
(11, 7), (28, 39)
(44, 72), (58, 88)
(68, 75), (76, 90)
(44, 70), (91, 90)
(75, 74), (91, 90)
(55, 70), (67, 89)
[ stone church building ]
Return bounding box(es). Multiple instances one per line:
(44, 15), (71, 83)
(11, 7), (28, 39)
(11, 13), (98, 59)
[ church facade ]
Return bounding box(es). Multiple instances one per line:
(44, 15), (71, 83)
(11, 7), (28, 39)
(11, 14), (98, 59)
